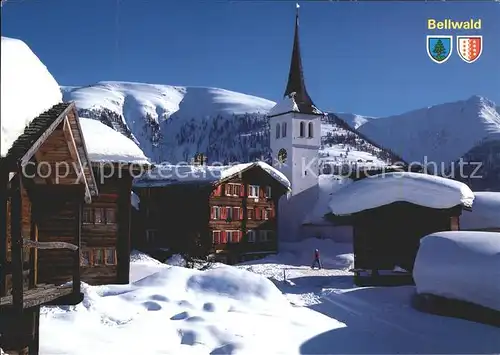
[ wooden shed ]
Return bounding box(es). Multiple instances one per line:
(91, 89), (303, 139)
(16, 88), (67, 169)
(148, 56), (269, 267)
(0, 102), (99, 354)
(133, 161), (290, 264)
(327, 172), (473, 286)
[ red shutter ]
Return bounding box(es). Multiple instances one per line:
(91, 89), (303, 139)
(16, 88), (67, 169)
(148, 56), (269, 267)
(233, 207), (239, 220)
(270, 208), (275, 219)
(236, 231), (241, 242)
(239, 208), (243, 220)
(224, 184), (229, 196)
(255, 207), (260, 220)
(215, 185), (222, 196)
(210, 206), (214, 219)
(239, 184), (245, 197)
(259, 187), (264, 198)
(220, 207), (226, 219)
(221, 231), (227, 243)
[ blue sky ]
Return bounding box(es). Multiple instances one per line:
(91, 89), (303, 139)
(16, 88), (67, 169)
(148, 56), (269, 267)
(2, 0), (499, 116)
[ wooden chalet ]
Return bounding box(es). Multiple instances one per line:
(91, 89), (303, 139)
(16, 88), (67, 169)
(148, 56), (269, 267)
(133, 161), (290, 264)
(0, 102), (99, 354)
(327, 173), (472, 286)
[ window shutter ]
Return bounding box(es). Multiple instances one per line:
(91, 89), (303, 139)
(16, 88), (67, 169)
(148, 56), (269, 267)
(221, 206), (226, 219)
(233, 207), (239, 220)
(224, 184), (229, 196)
(255, 207), (260, 220)
(239, 208), (243, 220)
(210, 206), (215, 219)
(239, 184), (245, 197)
(214, 185), (221, 196)
(221, 231), (227, 243)
(259, 187), (264, 198)
(236, 231), (241, 242)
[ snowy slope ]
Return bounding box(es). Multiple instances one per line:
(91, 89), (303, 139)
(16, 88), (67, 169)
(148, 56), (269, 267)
(1, 37), (62, 157)
(336, 113), (375, 129)
(358, 96), (500, 168)
(62, 82), (394, 168)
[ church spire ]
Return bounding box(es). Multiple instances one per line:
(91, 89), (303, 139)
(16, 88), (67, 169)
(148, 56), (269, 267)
(284, 3), (321, 115)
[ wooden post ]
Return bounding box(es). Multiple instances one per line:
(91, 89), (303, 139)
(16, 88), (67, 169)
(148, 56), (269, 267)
(73, 198), (82, 296)
(11, 171), (24, 310)
(31, 306), (40, 355)
(0, 163), (9, 297)
(28, 218), (38, 289)
(116, 173), (132, 284)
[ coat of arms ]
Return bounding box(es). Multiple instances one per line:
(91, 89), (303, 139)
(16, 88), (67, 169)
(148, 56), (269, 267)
(457, 36), (482, 63)
(426, 35), (453, 64)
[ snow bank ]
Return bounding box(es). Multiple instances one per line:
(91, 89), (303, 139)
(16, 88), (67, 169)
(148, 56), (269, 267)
(165, 254), (186, 267)
(1, 37), (62, 157)
(329, 172), (474, 215)
(79, 117), (150, 164)
(303, 175), (352, 224)
(135, 161), (291, 190)
(414, 231), (500, 312)
(460, 192), (500, 230)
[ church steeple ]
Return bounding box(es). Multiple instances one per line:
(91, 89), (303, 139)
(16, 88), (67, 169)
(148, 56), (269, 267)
(284, 3), (321, 115)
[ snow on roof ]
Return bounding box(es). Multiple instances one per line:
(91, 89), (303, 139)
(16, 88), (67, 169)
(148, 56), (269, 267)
(460, 192), (500, 230)
(268, 95), (299, 117)
(303, 175), (352, 225)
(131, 191), (140, 210)
(79, 117), (150, 164)
(328, 172), (474, 215)
(134, 161), (291, 190)
(1, 37), (63, 157)
(414, 231), (500, 312)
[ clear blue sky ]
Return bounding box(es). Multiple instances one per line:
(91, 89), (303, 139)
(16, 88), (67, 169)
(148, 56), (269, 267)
(2, 0), (499, 116)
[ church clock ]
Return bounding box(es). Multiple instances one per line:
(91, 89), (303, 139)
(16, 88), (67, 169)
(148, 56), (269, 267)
(277, 148), (287, 164)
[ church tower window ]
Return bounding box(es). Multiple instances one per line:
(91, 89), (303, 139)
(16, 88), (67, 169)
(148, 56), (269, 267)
(299, 121), (305, 137)
(282, 122), (287, 137)
(308, 122), (313, 138)
(276, 123), (281, 139)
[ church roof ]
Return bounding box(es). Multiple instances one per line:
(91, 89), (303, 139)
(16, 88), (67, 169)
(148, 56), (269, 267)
(269, 5), (323, 118)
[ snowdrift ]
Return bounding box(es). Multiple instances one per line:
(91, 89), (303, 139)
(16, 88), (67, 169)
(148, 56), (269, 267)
(79, 117), (150, 164)
(329, 172), (474, 215)
(413, 231), (500, 312)
(460, 192), (500, 230)
(1, 37), (62, 157)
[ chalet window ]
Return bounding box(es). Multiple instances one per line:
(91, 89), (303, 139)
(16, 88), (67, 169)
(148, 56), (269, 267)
(212, 206), (221, 220)
(105, 249), (116, 265)
(212, 230), (221, 244)
(248, 185), (259, 198)
(83, 208), (93, 224)
(247, 230), (256, 243)
(265, 186), (272, 198)
(225, 183), (242, 197)
(146, 229), (157, 243)
(259, 230), (273, 242)
(282, 122), (287, 138)
(247, 208), (254, 220)
(95, 208), (104, 224)
(233, 207), (241, 220)
(264, 209), (271, 220)
(106, 209), (116, 224)
(226, 207), (233, 220)
(94, 249), (105, 265)
(81, 250), (91, 266)
(227, 230), (240, 243)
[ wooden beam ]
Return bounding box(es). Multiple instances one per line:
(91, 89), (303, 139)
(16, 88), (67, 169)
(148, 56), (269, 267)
(0, 162), (9, 297)
(10, 171), (23, 311)
(116, 175), (132, 284)
(62, 116), (91, 202)
(22, 239), (78, 251)
(73, 201), (81, 296)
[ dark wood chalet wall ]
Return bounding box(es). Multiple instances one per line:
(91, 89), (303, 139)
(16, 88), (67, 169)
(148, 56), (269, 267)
(80, 166), (133, 285)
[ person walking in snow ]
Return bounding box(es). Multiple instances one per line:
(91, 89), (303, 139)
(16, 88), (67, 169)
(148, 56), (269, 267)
(311, 249), (322, 269)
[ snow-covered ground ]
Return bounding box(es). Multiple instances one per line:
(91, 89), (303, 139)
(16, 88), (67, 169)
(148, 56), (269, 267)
(39, 239), (500, 354)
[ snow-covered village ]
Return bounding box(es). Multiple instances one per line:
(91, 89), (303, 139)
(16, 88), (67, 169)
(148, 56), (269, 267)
(1, 0), (500, 354)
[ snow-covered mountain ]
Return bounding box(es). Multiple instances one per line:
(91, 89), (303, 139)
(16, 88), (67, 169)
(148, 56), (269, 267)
(62, 82), (396, 169)
(62, 82), (500, 189)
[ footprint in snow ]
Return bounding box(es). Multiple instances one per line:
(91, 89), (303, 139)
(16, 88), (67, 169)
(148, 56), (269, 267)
(171, 311), (190, 320)
(150, 294), (170, 302)
(203, 302), (216, 312)
(142, 301), (162, 311)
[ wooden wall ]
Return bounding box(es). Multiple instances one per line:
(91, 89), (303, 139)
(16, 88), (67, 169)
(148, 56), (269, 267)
(353, 202), (462, 271)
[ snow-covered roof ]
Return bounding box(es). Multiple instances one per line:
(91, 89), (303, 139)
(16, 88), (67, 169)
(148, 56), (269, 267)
(1, 37), (63, 157)
(79, 117), (150, 165)
(460, 192), (500, 230)
(134, 161), (291, 190)
(268, 94), (323, 118)
(303, 175), (352, 225)
(328, 172), (474, 215)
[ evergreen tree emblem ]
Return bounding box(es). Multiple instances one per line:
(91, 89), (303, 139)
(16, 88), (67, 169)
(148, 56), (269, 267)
(426, 35), (453, 64)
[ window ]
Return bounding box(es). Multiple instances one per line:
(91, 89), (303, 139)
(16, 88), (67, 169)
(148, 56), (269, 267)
(212, 206), (220, 219)
(276, 123), (281, 139)
(282, 122), (287, 138)
(94, 249), (105, 265)
(264, 209), (270, 220)
(247, 208), (254, 220)
(81, 250), (91, 266)
(146, 229), (157, 243)
(105, 249), (116, 265)
(225, 183), (241, 197)
(233, 207), (241, 220)
(299, 121), (305, 137)
(83, 208), (93, 224)
(226, 230), (240, 243)
(247, 230), (256, 243)
(84, 207), (116, 224)
(226, 207), (233, 220)
(265, 186), (272, 198)
(212, 230), (221, 244)
(259, 230), (274, 242)
(308, 122), (314, 138)
(248, 185), (259, 198)
(80, 248), (118, 267)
